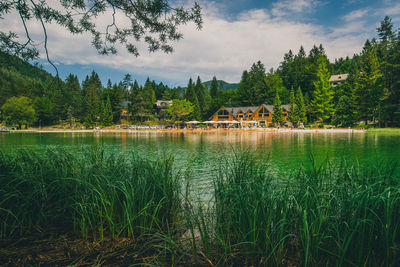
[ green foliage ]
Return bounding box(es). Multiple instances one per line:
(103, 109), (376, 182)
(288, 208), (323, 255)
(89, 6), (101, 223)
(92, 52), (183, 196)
(354, 43), (383, 124)
(185, 78), (200, 120)
(84, 72), (102, 126)
(33, 96), (53, 126)
(1, 96), (36, 128)
(236, 61), (268, 105)
(194, 76), (206, 118)
(272, 92), (284, 125)
(102, 95), (113, 126)
(1, 16), (399, 127)
(263, 70), (289, 104)
(0, 1), (202, 59)
(332, 95), (355, 127)
(130, 78), (156, 122)
(0, 148), (180, 240)
(295, 87), (307, 124)
(167, 99), (194, 122)
(185, 151), (400, 266)
(210, 76), (219, 98)
(288, 88), (298, 125)
(311, 56), (333, 123)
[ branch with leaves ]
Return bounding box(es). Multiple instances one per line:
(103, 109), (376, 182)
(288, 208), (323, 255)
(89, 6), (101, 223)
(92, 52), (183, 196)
(0, 0), (202, 70)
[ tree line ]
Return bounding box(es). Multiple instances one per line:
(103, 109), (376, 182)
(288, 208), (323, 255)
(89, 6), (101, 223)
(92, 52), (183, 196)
(0, 16), (399, 128)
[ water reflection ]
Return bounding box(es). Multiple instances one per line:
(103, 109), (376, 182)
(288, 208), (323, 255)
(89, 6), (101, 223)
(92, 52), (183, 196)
(1, 131), (399, 195)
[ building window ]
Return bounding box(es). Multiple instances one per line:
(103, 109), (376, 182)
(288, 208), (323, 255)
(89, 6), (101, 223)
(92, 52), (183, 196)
(218, 109), (229, 116)
(258, 107), (269, 117)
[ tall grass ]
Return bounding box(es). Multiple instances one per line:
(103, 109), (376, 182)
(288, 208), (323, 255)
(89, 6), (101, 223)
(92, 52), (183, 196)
(191, 153), (400, 266)
(1, 147), (399, 266)
(0, 147), (180, 240)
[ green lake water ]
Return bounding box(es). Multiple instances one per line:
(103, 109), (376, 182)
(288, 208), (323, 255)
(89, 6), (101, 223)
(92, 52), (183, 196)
(1, 131), (399, 194)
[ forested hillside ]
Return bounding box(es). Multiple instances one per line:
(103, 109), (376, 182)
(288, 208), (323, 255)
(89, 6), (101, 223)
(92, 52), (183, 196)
(0, 16), (399, 128)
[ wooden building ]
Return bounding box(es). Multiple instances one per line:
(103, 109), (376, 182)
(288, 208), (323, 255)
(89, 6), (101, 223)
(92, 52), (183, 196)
(210, 104), (290, 126)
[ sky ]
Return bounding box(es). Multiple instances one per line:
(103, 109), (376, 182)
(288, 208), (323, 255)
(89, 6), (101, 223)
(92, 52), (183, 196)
(2, 0), (400, 87)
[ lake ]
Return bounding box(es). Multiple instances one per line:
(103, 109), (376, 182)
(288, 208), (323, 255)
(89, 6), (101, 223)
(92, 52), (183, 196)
(1, 131), (399, 194)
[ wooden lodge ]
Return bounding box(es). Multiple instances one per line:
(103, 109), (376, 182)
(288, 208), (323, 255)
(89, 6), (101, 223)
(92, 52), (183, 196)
(210, 104), (290, 126)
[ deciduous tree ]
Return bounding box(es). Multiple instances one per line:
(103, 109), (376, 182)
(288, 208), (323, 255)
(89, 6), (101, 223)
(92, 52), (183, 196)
(1, 96), (36, 129)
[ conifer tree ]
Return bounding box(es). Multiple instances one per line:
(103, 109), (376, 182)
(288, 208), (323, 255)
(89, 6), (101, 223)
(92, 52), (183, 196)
(332, 95), (355, 127)
(65, 74), (83, 121)
(85, 73), (102, 126)
(354, 42), (382, 124)
(194, 76), (205, 118)
(288, 88), (298, 126)
(210, 76), (218, 98)
(295, 87), (307, 124)
(129, 80), (140, 117)
(272, 92), (284, 126)
(185, 78), (201, 120)
(143, 78), (156, 114)
(310, 56), (333, 123)
(102, 95), (113, 126)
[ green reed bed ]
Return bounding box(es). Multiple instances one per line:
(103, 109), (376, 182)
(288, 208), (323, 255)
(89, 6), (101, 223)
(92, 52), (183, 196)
(0, 147), (180, 240)
(185, 153), (400, 266)
(1, 147), (399, 266)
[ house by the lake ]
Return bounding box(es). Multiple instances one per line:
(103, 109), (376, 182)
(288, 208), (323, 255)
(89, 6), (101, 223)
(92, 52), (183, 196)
(210, 104), (290, 126)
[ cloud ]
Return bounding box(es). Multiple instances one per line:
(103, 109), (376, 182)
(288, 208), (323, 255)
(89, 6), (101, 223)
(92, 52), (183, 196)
(0, 1), (383, 86)
(271, 0), (322, 18)
(342, 8), (369, 22)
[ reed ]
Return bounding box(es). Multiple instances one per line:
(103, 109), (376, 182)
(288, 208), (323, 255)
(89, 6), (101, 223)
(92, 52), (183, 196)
(0, 147), (181, 240)
(200, 152), (400, 266)
(1, 147), (399, 266)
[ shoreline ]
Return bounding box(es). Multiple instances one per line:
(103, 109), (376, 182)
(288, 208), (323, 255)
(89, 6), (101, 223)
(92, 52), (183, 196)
(10, 128), (367, 134)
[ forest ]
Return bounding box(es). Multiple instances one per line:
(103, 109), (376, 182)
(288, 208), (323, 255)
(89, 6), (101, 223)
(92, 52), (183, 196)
(0, 16), (399, 128)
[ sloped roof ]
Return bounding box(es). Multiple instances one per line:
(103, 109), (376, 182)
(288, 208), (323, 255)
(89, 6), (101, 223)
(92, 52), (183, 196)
(329, 74), (349, 83)
(212, 104), (290, 120)
(155, 100), (173, 107)
(225, 106), (259, 117)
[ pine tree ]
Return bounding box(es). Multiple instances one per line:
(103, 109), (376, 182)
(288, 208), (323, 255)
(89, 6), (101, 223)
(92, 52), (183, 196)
(295, 87), (307, 124)
(142, 78), (156, 115)
(332, 95), (355, 127)
(310, 56), (333, 123)
(210, 76), (218, 98)
(272, 92), (284, 126)
(185, 78), (200, 120)
(129, 80), (140, 117)
(102, 95), (113, 126)
(65, 74), (83, 121)
(288, 88), (298, 126)
(354, 42), (382, 124)
(84, 75), (102, 126)
(194, 76), (205, 118)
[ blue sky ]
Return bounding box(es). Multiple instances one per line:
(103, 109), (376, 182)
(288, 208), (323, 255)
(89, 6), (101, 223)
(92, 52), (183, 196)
(10, 0), (400, 86)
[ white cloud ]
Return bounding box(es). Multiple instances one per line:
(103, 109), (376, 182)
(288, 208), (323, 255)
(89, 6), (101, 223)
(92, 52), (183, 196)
(0, 2), (379, 85)
(342, 8), (369, 22)
(271, 0), (322, 18)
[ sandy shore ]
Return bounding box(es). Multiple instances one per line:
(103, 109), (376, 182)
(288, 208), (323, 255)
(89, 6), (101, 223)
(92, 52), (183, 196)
(14, 128), (366, 134)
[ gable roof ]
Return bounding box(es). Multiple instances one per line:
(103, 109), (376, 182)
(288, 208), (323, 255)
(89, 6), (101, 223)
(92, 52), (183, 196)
(225, 106), (259, 117)
(210, 104), (290, 120)
(329, 74), (349, 83)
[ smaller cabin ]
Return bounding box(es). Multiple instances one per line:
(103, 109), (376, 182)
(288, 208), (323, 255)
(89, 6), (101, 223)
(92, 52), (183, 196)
(329, 74), (349, 87)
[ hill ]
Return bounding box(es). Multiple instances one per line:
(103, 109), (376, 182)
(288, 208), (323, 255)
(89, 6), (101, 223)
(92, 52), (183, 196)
(202, 80), (238, 91)
(0, 52), (62, 107)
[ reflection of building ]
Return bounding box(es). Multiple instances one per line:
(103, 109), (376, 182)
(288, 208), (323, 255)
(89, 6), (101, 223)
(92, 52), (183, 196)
(121, 100), (131, 122)
(329, 74), (348, 87)
(210, 104), (290, 126)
